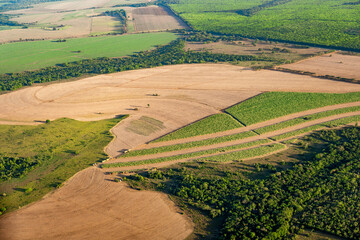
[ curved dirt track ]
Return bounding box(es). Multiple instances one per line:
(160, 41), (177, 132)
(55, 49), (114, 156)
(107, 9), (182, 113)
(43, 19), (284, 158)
(0, 168), (193, 240)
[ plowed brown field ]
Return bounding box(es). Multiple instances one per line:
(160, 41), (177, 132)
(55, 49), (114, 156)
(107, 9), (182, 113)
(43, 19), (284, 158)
(131, 5), (188, 32)
(0, 167), (193, 240)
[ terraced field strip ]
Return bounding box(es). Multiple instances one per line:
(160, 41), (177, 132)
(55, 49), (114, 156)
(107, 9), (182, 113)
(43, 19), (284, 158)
(141, 101), (360, 149)
(102, 113), (360, 171)
(101, 139), (276, 172)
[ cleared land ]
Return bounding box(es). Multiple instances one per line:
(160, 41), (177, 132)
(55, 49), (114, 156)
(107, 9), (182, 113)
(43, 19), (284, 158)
(0, 167), (193, 240)
(280, 52), (360, 81)
(0, 32), (177, 73)
(131, 5), (188, 32)
(185, 39), (329, 66)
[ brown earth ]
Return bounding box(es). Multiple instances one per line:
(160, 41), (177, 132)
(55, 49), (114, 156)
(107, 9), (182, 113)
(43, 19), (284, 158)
(0, 167), (193, 240)
(280, 52), (360, 81)
(131, 5), (187, 32)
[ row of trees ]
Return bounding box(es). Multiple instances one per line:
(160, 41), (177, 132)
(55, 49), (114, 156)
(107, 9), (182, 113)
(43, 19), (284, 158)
(0, 40), (271, 92)
(129, 126), (360, 239)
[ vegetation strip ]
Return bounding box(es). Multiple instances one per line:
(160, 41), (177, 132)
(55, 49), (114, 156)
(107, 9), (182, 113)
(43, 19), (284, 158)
(102, 139), (271, 168)
(255, 106), (360, 134)
(121, 131), (256, 158)
(272, 115), (360, 140)
(201, 143), (286, 162)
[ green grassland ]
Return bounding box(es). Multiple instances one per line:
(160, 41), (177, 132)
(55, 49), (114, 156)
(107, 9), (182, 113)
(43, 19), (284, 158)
(0, 32), (178, 74)
(169, 0), (360, 50)
(0, 116), (126, 214)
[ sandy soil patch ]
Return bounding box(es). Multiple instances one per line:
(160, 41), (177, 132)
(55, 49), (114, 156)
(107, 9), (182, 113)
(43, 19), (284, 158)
(131, 5), (187, 32)
(0, 63), (359, 156)
(280, 53), (360, 81)
(0, 167), (193, 240)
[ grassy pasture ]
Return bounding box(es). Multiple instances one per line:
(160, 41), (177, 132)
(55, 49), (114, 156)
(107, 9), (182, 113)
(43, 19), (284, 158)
(0, 116), (126, 213)
(0, 32), (177, 74)
(169, 0), (360, 50)
(153, 113), (242, 142)
(226, 92), (360, 126)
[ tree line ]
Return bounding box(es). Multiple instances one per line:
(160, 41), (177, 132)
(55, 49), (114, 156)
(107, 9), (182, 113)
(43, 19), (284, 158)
(0, 40), (271, 92)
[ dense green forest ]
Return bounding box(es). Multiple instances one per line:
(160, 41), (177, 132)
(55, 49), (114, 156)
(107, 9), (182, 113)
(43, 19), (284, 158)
(127, 126), (360, 239)
(0, 40), (272, 92)
(166, 0), (360, 51)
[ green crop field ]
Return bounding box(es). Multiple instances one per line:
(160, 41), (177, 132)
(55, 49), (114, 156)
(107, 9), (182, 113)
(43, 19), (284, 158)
(255, 106), (360, 134)
(0, 116), (126, 214)
(168, 0), (360, 50)
(153, 113), (242, 142)
(226, 92), (360, 126)
(0, 32), (178, 74)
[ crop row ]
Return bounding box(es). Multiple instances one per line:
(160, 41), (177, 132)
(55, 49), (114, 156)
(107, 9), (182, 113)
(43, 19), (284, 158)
(271, 115), (360, 141)
(102, 139), (271, 168)
(255, 106), (360, 134)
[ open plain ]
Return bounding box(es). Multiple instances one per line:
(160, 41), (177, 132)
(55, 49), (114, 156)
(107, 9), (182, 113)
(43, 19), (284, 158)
(0, 63), (360, 239)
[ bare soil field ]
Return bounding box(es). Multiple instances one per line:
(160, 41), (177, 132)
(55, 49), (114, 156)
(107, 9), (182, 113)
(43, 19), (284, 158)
(0, 167), (193, 240)
(280, 52), (360, 81)
(185, 40), (328, 63)
(131, 5), (187, 32)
